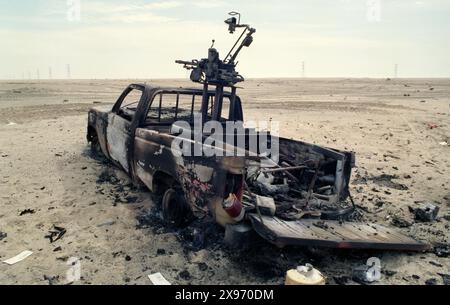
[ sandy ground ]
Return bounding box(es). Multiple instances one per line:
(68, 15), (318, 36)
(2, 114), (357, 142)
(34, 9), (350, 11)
(0, 78), (448, 285)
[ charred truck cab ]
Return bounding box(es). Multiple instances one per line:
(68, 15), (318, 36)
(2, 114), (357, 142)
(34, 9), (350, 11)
(87, 12), (427, 251)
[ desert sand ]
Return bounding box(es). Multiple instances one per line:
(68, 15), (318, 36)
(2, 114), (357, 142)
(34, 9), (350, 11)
(0, 78), (448, 285)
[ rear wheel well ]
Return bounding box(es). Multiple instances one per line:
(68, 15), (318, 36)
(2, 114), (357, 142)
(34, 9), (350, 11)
(87, 125), (97, 142)
(152, 171), (176, 195)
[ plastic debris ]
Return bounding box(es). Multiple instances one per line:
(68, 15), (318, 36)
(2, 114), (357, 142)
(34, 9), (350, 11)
(148, 272), (171, 285)
(3, 250), (33, 265)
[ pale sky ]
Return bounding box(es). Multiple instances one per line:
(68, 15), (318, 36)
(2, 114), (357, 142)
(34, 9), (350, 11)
(1, 0), (449, 79)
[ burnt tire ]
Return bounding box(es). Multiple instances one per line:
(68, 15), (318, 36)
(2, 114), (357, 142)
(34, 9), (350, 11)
(161, 187), (192, 227)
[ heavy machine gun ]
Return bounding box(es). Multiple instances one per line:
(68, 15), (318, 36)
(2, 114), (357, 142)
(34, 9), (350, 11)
(175, 12), (255, 121)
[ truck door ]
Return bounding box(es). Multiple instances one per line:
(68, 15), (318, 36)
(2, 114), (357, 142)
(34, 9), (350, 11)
(107, 86), (143, 173)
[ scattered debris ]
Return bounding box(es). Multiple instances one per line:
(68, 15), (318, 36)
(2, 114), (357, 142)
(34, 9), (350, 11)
(409, 204), (439, 222)
(371, 174), (409, 190)
(3, 250), (33, 265)
(433, 243), (449, 257)
(148, 272), (171, 285)
(391, 215), (412, 228)
(19, 209), (35, 216)
(45, 225), (66, 243)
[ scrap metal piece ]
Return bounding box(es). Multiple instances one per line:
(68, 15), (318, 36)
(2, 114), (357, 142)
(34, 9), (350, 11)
(248, 214), (429, 251)
(45, 225), (66, 243)
(409, 203), (439, 222)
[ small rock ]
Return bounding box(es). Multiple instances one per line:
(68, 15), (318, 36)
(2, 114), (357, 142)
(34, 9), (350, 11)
(125, 255), (132, 261)
(425, 278), (438, 285)
(156, 248), (166, 255)
(0, 232), (7, 241)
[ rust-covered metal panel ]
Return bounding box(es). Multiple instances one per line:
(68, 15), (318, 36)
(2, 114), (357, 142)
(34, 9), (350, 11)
(248, 214), (429, 251)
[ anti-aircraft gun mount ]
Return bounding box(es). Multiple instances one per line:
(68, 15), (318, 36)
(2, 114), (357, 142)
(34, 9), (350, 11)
(175, 12), (255, 122)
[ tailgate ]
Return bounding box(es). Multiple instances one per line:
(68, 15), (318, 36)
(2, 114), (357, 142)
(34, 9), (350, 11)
(248, 214), (429, 251)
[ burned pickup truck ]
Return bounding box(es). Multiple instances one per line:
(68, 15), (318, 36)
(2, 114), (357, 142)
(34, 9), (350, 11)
(87, 13), (427, 251)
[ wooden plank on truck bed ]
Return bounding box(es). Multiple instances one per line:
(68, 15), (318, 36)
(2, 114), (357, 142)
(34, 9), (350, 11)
(248, 214), (429, 251)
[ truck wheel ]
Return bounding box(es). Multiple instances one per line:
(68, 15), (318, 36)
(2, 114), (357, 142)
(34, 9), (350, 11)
(162, 187), (191, 227)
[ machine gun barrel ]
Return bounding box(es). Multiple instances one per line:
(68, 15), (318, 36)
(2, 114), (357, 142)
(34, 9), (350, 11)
(175, 60), (199, 69)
